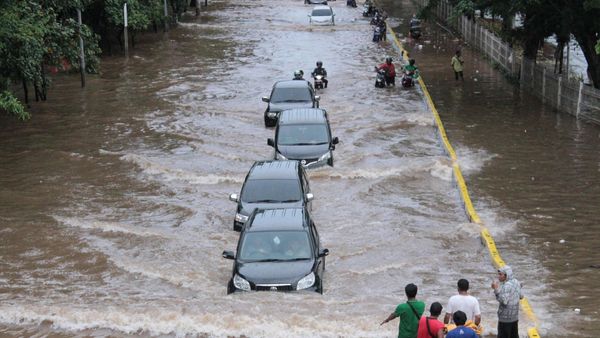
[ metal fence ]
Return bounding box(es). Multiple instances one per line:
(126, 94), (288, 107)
(415, 0), (600, 124)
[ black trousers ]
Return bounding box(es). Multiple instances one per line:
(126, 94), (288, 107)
(498, 320), (519, 338)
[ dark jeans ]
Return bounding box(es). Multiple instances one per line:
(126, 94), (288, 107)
(454, 70), (464, 80)
(498, 320), (519, 338)
(385, 75), (395, 86)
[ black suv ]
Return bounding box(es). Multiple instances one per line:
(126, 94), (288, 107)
(268, 108), (339, 168)
(222, 208), (329, 294)
(262, 80), (320, 127)
(229, 160), (313, 231)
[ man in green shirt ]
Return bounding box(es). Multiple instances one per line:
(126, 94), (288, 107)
(380, 283), (426, 338)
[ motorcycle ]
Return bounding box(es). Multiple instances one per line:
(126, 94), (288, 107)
(401, 71), (415, 88)
(372, 26), (381, 42)
(314, 74), (325, 90)
(362, 3), (373, 17)
(409, 18), (422, 39)
(346, 0), (357, 7)
(375, 69), (387, 88)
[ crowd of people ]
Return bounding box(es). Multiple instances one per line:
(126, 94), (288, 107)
(381, 266), (524, 338)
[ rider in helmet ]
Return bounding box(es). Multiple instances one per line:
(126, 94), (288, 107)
(293, 70), (305, 80)
(403, 58), (419, 79)
(376, 56), (396, 86)
(311, 61), (328, 88)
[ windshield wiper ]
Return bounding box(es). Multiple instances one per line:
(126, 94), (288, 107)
(249, 199), (281, 203)
(293, 142), (327, 146)
(278, 199), (300, 203)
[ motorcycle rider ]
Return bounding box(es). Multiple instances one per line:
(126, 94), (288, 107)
(293, 70), (305, 80)
(311, 61), (328, 88)
(403, 58), (420, 79)
(375, 56), (396, 86)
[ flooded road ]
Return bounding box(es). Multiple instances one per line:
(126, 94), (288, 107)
(0, 0), (597, 337)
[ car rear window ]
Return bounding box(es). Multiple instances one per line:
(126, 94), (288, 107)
(277, 124), (329, 146)
(241, 179), (302, 203)
(312, 9), (332, 16)
(271, 87), (312, 103)
(239, 231), (312, 261)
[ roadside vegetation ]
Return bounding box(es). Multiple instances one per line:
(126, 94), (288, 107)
(420, 0), (600, 89)
(0, 0), (193, 120)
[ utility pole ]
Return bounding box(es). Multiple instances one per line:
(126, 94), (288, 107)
(124, 2), (129, 57)
(77, 8), (86, 87)
(163, 0), (169, 32)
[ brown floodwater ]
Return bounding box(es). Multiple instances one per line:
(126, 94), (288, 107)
(0, 0), (598, 337)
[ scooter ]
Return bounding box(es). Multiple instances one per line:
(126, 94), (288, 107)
(362, 3), (373, 17)
(372, 26), (381, 42)
(401, 71), (415, 88)
(314, 74), (325, 90)
(409, 18), (422, 39)
(347, 0), (357, 7)
(375, 69), (387, 88)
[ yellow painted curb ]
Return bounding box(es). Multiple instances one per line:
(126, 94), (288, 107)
(385, 21), (541, 338)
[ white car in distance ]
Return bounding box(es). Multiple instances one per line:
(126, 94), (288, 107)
(308, 5), (335, 26)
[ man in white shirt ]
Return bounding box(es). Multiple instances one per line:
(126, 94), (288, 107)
(444, 279), (481, 326)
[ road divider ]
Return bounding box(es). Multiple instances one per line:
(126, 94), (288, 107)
(386, 23), (541, 338)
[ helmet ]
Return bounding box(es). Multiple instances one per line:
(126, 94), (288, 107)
(316, 61), (323, 67)
(294, 70), (302, 79)
(385, 56), (392, 63)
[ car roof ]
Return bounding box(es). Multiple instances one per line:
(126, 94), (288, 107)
(313, 5), (332, 10)
(248, 160), (300, 180)
(273, 80), (312, 89)
(247, 208), (307, 231)
(278, 108), (327, 125)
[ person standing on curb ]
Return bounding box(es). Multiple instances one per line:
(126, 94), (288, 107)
(491, 265), (523, 338)
(380, 283), (426, 338)
(451, 50), (464, 81)
(416, 302), (445, 338)
(444, 279), (481, 327)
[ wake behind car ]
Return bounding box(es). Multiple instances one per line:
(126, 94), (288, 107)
(268, 108), (339, 168)
(222, 208), (329, 294)
(305, 0), (327, 4)
(262, 80), (319, 127)
(308, 5), (335, 25)
(228, 160), (313, 231)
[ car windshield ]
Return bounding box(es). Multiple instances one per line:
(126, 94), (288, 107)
(277, 124), (329, 146)
(271, 87), (312, 103)
(312, 9), (332, 16)
(241, 179), (302, 203)
(239, 231), (312, 261)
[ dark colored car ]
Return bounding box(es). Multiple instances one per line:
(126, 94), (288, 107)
(305, 0), (328, 4)
(222, 208), (329, 294)
(229, 160), (313, 231)
(262, 80), (320, 127)
(268, 108), (339, 168)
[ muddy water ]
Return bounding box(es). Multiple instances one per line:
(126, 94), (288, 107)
(378, 0), (600, 337)
(0, 0), (593, 337)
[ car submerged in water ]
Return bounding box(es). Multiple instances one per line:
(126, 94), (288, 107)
(228, 160), (313, 231)
(308, 5), (335, 26)
(222, 208), (329, 294)
(262, 80), (319, 127)
(268, 108), (339, 168)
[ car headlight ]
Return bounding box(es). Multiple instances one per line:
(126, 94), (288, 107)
(318, 152), (331, 162)
(267, 112), (277, 117)
(233, 274), (251, 291)
(275, 152), (287, 160)
(234, 213), (248, 223)
(296, 272), (315, 290)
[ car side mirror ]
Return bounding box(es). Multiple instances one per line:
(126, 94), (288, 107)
(306, 193), (314, 202)
(262, 96), (269, 103)
(222, 250), (235, 260)
(332, 137), (339, 145)
(314, 95), (320, 101)
(229, 193), (239, 202)
(319, 248), (329, 257)
(267, 138), (275, 147)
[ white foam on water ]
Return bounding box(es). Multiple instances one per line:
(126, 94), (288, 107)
(429, 157), (454, 181)
(98, 149), (123, 156)
(454, 145), (497, 174)
(120, 153), (243, 184)
(54, 216), (171, 239)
